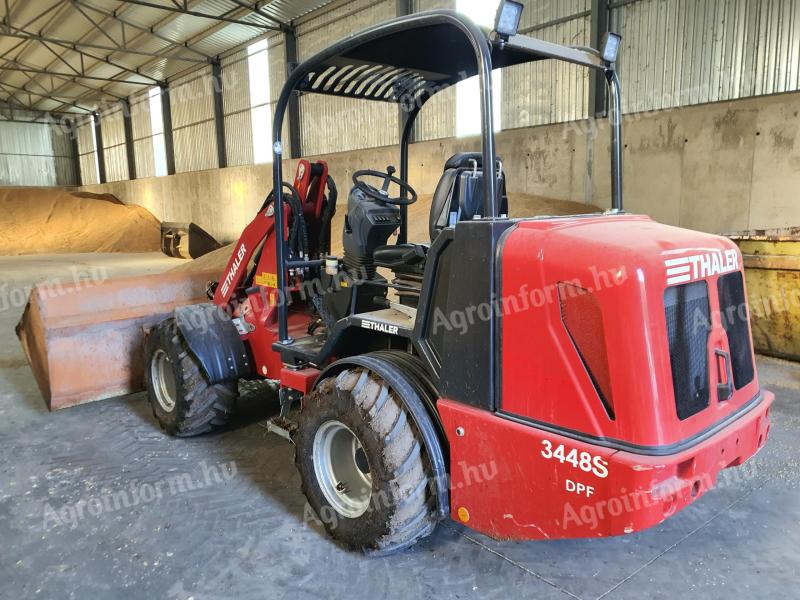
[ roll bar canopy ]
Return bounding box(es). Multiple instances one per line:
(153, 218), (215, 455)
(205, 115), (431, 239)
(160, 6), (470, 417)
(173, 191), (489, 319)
(270, 9), (623, 343)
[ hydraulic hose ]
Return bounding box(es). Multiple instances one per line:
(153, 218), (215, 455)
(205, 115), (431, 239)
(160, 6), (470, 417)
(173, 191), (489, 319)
(318, 175), (338, 255)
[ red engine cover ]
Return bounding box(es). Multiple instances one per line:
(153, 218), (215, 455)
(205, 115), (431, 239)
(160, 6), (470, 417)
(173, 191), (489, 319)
(499, 214), (761, 447)
(444, 214), (772, 540)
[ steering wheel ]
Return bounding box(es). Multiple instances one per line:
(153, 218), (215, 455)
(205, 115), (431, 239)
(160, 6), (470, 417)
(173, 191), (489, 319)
(352, 166), (417, 206)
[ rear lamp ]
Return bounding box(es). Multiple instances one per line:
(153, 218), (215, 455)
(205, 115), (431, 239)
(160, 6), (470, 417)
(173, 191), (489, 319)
(600, 32), (622, 63)
(494, 0), (524, 39)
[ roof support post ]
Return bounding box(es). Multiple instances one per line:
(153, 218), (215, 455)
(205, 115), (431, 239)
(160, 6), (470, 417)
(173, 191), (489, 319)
(399, 101), (423, 245)
(160, 83), (176, 175)
(93, 111), (106, 184)
(211, 58), (227, 168)
(122, 99), (137, 180)
(284, 28), (302, 159)
(589, 0), (610, 117)
(606, 69), (623, 211)
(396, 0), (413, 150)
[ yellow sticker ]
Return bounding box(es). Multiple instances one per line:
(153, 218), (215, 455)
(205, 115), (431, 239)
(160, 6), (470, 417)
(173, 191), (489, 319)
(255, 272), (278, 288)
(457, 507), (470, 523)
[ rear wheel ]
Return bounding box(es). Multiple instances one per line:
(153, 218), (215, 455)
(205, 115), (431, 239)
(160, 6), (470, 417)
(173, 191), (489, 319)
(295, 367), (436, 555)
(144, 319), (237, 437)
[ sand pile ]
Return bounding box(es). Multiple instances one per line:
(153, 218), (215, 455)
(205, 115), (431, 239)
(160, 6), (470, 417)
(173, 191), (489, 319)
(171, 193), (600, 277)
(0, 187), (162, 255)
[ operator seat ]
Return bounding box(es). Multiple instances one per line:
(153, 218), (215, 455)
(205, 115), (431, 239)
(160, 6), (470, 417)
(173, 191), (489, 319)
(428, 152), (508, 241)
(373, 152), (508, 270)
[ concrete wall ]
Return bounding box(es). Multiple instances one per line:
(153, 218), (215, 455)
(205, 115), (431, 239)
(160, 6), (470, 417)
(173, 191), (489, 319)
(80, 90), (800, 244)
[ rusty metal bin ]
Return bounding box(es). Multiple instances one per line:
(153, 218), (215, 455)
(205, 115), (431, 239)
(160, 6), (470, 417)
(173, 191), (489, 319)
(728, 227), (800, 362)
(16, 269), (218, 411)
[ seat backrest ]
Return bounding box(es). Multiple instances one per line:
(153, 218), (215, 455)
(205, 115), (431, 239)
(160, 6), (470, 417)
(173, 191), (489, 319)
(428, 152), (508, 241)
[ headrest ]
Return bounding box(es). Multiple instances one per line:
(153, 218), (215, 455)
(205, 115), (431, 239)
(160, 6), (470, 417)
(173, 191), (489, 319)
(444, 152), (504, 171)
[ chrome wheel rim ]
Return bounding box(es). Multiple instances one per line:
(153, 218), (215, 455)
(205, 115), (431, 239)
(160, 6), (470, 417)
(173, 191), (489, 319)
(151, 349), (177, 413)
(312, 420), (372, 518)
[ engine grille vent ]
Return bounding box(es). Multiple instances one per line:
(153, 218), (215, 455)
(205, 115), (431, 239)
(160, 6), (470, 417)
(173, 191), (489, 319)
(664, 281), (711, 420)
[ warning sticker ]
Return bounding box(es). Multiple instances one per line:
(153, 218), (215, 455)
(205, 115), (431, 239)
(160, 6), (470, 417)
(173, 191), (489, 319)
(254, 272), (278, 288)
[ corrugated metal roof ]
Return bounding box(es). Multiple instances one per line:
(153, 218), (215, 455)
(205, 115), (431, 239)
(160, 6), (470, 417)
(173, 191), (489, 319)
(0, 0), (336, 115)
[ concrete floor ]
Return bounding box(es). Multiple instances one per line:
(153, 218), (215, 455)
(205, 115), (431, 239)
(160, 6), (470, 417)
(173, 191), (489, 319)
(1, 253), (799, 600)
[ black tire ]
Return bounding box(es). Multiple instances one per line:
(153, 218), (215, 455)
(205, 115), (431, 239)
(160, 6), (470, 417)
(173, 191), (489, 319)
(295, 367), (436, 555)
(144, 318), (237, 437)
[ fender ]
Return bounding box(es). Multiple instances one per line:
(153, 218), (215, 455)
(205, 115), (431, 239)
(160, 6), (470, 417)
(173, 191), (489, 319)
(174, 304), (253, 383)
(314, 352), (449, 520)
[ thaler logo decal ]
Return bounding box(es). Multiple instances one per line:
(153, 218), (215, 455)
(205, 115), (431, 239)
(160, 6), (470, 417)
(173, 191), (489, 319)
(221, 244), (247, 296)
(664, 249), (738, 285)
(361, 320), (399, 335)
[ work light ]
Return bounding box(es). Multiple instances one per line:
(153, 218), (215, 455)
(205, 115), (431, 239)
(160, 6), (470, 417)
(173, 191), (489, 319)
(494, 0), (524, 39)
(600, 32), (622, 63)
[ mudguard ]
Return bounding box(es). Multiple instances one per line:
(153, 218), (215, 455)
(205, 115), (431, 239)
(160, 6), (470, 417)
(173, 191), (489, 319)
(174, 303), (253, 383)
(315, 352), (449, 520)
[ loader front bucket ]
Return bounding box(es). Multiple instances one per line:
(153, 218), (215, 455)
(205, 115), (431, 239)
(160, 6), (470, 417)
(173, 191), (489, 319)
(16, 269), (218, 411)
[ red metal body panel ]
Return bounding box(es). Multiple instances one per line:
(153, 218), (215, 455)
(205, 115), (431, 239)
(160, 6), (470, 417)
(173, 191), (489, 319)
(499, 214), (760, 447)
(281, 367), (322, 394)
(441, 393), (772, 539)
(239, 296), (313, 380)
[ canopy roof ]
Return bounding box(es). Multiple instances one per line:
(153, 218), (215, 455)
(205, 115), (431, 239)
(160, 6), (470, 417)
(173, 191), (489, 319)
(293, 10), (608, 106)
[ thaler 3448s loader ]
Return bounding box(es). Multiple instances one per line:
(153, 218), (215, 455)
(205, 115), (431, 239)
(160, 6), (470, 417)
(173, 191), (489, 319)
(32, 5), (778, 555)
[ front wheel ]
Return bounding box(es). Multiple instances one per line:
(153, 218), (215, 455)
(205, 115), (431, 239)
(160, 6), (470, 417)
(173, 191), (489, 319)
(144, 318), (237, 437)
(294, 367), (437, 555)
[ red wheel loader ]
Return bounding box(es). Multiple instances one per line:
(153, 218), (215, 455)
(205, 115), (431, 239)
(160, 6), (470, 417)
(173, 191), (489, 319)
(143, 6), (773, 554)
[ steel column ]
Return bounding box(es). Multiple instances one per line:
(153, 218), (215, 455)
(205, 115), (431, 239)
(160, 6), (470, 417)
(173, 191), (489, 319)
(93, 111), (107, 184)
(122, 99), (137, 180)
(67, 119), (83, 186)
(160, 84), (176, 175)
(211, 59), (227, 169)
(589, 0), (610, 117)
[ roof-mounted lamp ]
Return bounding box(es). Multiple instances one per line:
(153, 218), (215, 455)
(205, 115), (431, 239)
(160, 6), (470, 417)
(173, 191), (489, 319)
(494, 0), (524, 40)
(600, 32), (622, 63)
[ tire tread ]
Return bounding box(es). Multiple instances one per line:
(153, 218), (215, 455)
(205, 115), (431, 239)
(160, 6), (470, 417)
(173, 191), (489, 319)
(145, 319), (237, 437)
(296, 366), (436, 555)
